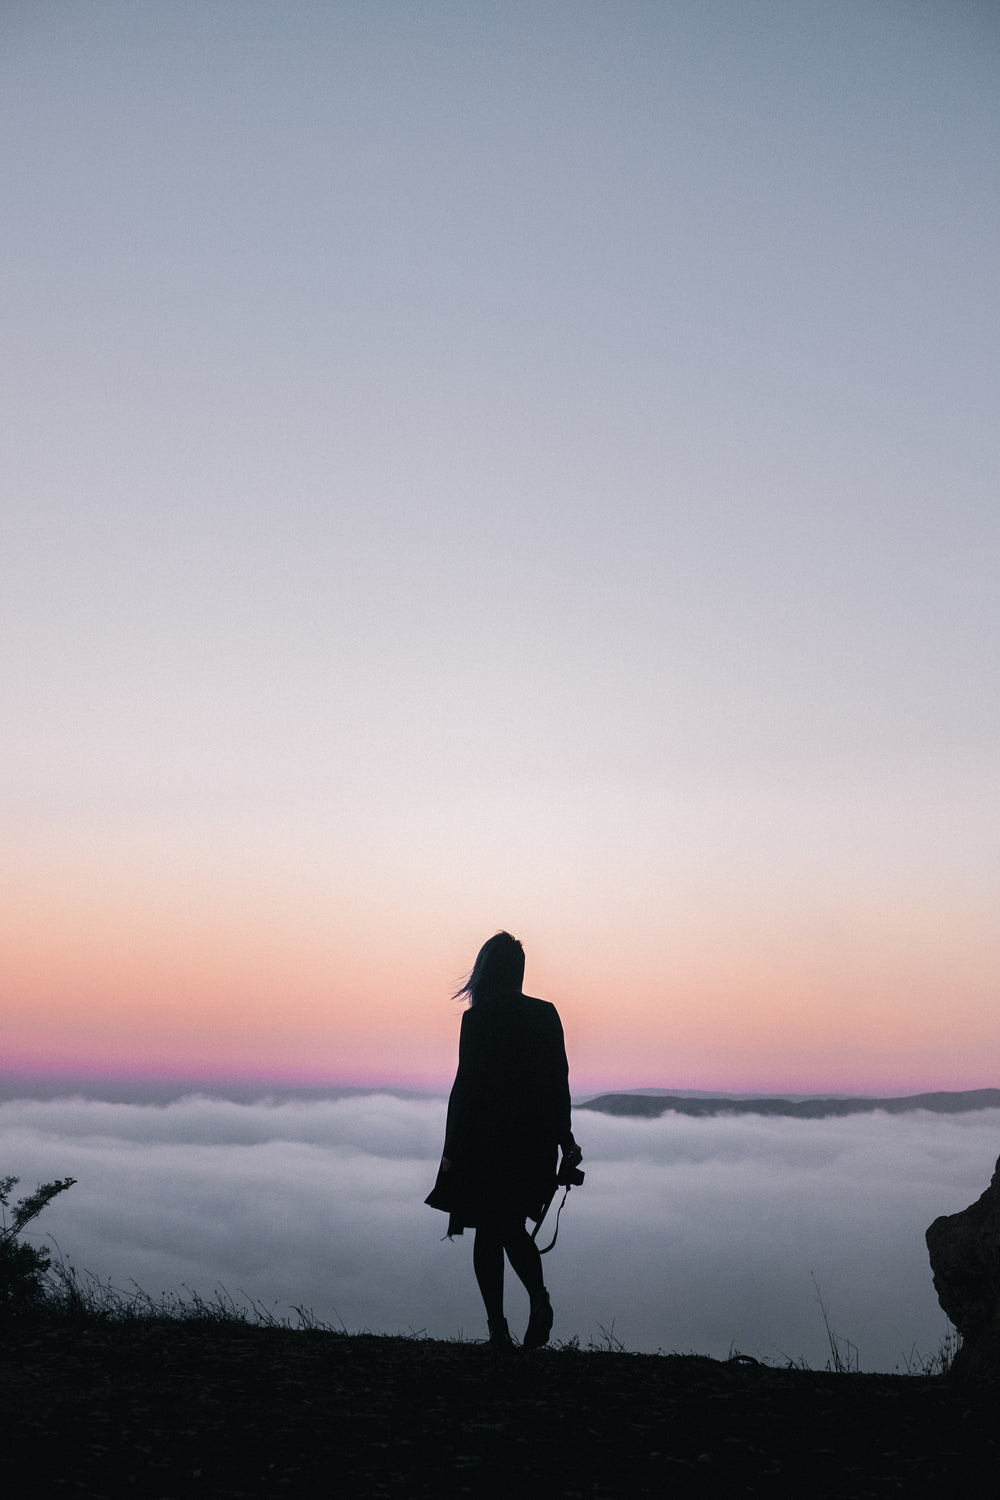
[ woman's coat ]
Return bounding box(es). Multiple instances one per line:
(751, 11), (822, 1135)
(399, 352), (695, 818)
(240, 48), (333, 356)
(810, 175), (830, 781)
(427, 992), (572, 1230)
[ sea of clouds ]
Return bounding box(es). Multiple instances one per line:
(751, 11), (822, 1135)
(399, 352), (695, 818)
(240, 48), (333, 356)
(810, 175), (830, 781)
(2, 1090), (997, 1372)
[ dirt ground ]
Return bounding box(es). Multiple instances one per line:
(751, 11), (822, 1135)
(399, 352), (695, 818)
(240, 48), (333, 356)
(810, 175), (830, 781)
(2, 1318), (997, 1497)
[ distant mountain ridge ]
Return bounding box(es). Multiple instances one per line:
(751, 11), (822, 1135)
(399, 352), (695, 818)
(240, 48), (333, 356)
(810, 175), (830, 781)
(579, 1088), (1000, 1120)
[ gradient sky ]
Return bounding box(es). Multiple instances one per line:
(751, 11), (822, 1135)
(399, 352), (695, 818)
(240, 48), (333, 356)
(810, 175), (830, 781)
(3, 2), (998, 1094)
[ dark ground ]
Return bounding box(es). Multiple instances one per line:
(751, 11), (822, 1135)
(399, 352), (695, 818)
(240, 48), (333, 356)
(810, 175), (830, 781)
(2, 1318), (997, 1497)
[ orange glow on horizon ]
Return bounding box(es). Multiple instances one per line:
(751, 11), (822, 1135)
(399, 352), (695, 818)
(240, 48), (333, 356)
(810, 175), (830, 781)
(4, 851), (997, 1101)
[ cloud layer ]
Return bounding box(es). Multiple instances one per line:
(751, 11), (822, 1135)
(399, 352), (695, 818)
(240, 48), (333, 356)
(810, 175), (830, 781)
(3, 1092), (996, 1370)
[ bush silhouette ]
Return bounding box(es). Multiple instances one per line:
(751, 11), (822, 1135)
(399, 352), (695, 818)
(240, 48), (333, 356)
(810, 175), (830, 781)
(0, 1174), (76, 1313)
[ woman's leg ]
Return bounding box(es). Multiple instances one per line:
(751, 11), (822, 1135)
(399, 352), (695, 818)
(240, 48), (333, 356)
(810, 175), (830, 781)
(500, 1218), (544, 1301)
(502, 1217), (553, 1348)
(472, 1223), (505, 1324)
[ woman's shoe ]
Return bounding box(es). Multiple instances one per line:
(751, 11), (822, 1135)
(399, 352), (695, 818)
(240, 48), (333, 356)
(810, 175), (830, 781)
(523, 1290), (553, 1350)
(488, 1317), (514, 1351)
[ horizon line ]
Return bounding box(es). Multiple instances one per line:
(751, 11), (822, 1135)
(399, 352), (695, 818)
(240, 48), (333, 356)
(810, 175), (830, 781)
(2, 1069), (997, 1105)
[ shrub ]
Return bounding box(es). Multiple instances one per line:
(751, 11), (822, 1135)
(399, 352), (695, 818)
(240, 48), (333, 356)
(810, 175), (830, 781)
(0, 1174), (77, 1313)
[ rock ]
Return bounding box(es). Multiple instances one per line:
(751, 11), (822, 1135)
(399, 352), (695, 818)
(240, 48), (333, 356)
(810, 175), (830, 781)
(926, 1154), (1000, 1378)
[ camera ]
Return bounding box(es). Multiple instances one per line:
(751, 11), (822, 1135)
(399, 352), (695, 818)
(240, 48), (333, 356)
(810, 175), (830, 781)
(557, 1155), (585, 1188)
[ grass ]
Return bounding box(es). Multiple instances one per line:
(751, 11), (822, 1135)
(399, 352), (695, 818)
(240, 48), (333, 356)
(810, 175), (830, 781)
(811, 1274), (860, 1374)
(41, 1253), (350, 1332)
(22, 1253), (962, 1377)
(893, 1327), (961, 1378)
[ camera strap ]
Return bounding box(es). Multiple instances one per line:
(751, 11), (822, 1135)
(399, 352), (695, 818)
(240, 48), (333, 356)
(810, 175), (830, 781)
(532, 1183), (572, 1254)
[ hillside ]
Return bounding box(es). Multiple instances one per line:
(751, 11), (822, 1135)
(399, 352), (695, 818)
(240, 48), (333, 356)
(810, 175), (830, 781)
(579, 1088), (1000, 1120)
(1, 1317), (997, 1497)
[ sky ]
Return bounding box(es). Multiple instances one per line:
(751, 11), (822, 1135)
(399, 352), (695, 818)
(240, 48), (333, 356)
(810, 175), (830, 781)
(3, 1090), (996, 1372)
(3, 2), (999, 1094)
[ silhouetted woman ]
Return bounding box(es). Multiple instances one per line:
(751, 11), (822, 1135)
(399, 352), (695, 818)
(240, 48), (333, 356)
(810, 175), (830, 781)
(426, 932), (582, 1350)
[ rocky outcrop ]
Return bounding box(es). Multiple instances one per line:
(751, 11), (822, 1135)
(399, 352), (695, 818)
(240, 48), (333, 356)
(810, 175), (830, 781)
(926, 1155), (1000, 1377)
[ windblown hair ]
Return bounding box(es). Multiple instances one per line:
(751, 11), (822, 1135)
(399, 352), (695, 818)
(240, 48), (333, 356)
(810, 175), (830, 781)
(454, 931), (525, 1006)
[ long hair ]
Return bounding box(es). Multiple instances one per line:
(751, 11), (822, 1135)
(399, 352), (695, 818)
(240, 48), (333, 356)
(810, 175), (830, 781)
(454, 931), (525, 1006)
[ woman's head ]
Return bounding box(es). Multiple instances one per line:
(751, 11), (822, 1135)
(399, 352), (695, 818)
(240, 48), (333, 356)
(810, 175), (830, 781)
(455, 931), (525, 1005)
